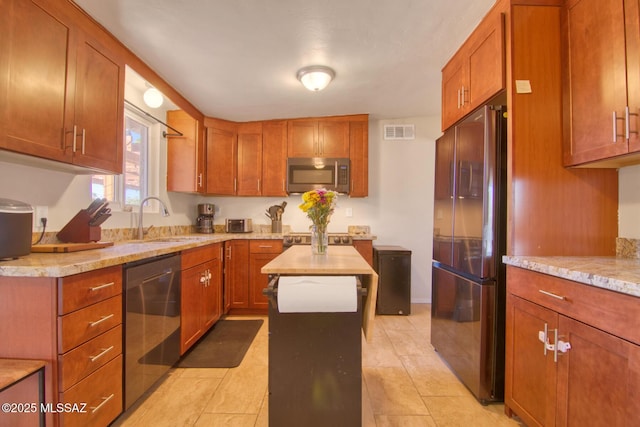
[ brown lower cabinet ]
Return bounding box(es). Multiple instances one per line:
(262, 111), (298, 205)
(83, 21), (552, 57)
(225, 239), (282, 314)
(505, 267), (640, 427)
(352, 240), (373, 266)
(0, 265), (124, 427)
(180, 243), (223, 354)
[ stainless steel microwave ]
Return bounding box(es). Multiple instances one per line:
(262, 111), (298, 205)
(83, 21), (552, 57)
(286, 157), (350, 194)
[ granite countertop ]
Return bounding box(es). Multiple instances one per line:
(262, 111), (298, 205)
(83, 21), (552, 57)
(0, 232), (378, 278)
(503, 255), (640, 298)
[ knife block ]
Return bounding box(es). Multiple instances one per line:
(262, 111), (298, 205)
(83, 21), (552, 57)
(57, 210), (101, 243)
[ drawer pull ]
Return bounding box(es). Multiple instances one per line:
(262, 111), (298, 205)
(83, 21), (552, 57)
(90, 393), (114, 414)
(89, 281), (115, 292)
(89, 314), (115, 327)
(89, 346), (114, 362)
(538, 289), (566, 300)
(258, 245), (273, 248)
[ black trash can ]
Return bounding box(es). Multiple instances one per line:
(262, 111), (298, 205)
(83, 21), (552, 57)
(373, 245), (412, 315)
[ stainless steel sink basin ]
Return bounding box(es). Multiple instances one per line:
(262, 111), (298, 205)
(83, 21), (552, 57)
(149, 236), (209, 243)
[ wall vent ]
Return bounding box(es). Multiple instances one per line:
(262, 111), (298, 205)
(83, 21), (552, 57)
(383, 124), (415, 140)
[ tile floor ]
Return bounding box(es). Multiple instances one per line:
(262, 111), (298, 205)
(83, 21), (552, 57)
(113, 304), (524, 426)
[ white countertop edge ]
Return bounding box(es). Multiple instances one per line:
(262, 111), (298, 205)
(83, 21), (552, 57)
(503, 255), (640, 299)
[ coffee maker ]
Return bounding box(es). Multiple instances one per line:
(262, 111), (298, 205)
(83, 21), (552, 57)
(196, 203), (215, 233)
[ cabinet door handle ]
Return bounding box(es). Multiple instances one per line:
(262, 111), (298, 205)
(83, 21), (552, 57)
(90, 394), (115, 413)
(257, 178), (261, 192)
(538, 289), (566, 300)
(72, 125), (78, 152)
(89, 282), (115, 292)
(198, 173), (203, 188)
(89, 346), (114, 362)
(81, 128), (86, 154)
(88, 314), (114, 327)
(538, 323), (549, 356)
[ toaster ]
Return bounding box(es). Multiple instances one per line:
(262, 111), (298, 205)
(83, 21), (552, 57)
(225, 218), (253, 233)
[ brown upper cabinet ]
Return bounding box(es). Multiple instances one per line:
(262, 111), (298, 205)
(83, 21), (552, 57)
(203, 114), (368, 197)
(262, 120), (288, 196)
(288, 118), (350, 158)
(562, 0), (640, 167)
(166, 110), (205, 193)
(0, 0), (124, 174)
(205, 118), (238, 195)
(441, 11), (505, 131)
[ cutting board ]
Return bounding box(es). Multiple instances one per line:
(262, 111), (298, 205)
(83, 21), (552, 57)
(31, 241), (114, 253)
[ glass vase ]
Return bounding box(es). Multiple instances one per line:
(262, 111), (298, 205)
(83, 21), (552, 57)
(311, 224), (328, 255)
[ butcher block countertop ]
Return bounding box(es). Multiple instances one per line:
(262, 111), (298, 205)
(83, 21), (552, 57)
(262, 246), (379, 341)
(503, 255), (640, 298)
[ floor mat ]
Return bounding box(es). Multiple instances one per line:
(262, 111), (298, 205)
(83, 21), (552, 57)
(176, 319), (264, 368)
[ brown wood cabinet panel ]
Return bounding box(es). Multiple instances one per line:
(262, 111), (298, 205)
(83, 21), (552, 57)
(556, 316), (640, 427)
(205, 120), (237, 195)
(262, 120), (288, 196)
(167, 110), (204, 193)
(58, 325), (122, 392)
(181, 263), (206, 353)
(441, 5), (504, 131)
(505, 294), (558, 427)
(0, 0), (74, 163)
(1, 0), (124, 173)
(287, 119), (318, 157)
(562, 0), (632, 165)
(58, 265), (122, 315)
(181, 243), (222, 354)
(505, 266), (640, 427)
(352, 240), (373, 266)
(288, 118), (349, 157)
(59, 355), (122, 427)
(58, 295), (122, 353)
(237, 122), (263, 196)
(72, 34), (124, 173)
(508, 4), (617, 256)
(225, 240), (250, 310)
(349, 118), (369, 197)
(249, 240), (282, 311)
(319, 120), (350, 157)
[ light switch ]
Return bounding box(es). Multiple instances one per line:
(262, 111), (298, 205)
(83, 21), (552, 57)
(345, 208), (353, 217)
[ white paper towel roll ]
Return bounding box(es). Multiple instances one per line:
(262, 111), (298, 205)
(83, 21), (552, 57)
(277, 275), (358, 313)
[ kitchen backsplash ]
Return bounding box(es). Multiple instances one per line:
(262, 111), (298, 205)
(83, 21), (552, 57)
(616, 238), (640, 259)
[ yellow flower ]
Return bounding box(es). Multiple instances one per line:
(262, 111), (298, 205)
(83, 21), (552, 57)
(298, 188), (338, 226)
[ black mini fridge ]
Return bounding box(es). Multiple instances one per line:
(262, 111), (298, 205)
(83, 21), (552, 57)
(373, 245), (412, 315)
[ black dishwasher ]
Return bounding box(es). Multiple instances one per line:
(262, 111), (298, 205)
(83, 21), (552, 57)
(123, 253), (181, 409)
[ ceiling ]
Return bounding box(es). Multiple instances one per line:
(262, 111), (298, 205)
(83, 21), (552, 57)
(74, 0), (496, 122)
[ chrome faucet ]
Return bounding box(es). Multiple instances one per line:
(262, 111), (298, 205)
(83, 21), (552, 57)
(138, 196), (170, 240)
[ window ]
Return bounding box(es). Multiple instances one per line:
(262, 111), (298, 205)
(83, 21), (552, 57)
(92, 107), (158, 210)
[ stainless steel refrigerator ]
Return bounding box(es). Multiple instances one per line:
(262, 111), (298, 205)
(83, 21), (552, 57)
(431, 104), (507, 404)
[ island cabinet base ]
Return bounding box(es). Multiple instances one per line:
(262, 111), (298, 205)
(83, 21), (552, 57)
(267, 305), (363, 427)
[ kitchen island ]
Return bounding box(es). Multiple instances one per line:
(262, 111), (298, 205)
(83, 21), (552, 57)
(261, 245), (378, 427)
(261, 245), (378, 340)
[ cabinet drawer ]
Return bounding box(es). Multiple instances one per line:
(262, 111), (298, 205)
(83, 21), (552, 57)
(182, 244), (218, 270)
(249, 240), (283, 254)
(507, 267), (640, 345)
(58, 325), (122, 392)
(59, 355), (122, 427)
(58, 296), (122, 353)
(58, 266), (122, 315)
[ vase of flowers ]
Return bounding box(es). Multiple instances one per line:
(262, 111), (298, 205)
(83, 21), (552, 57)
(299, 188), (337, 255)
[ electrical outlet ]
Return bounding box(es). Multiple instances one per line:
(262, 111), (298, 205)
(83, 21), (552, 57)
(34, 206), (48, 228)
(345, 208), (353, 217)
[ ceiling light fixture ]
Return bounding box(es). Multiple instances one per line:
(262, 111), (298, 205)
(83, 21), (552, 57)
(143, 87), (164, 108)
(297, 65), (335, 91)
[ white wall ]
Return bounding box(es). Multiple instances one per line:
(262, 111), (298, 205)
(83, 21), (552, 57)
(0, 115), (440, 302)
(619, 164), (640, 238)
